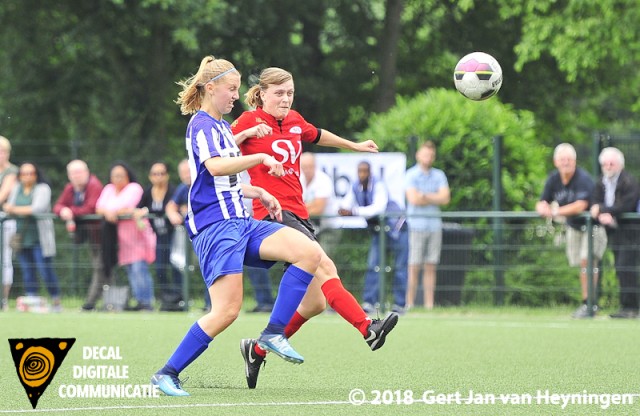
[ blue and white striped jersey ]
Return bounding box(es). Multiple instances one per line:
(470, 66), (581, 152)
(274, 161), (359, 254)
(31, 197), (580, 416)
(185, 110), (249, 238)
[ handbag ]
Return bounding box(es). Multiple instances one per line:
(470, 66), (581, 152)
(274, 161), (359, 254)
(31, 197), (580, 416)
(9, 233), (22, 252)
(101, 285), (130, 312)
(170, 225), (187, 270)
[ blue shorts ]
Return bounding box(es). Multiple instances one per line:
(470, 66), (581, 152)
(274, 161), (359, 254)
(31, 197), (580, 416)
(191, 218), (284, 287)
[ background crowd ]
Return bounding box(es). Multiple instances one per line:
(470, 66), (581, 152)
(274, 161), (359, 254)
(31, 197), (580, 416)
(0, 134), (195, 313)
(1, 132), (639, 319)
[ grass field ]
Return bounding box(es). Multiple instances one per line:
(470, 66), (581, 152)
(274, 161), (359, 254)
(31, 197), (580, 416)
(2, 306), (640, 415)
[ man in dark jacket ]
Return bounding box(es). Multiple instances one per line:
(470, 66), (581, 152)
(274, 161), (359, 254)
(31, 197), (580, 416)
(590, 147), (640, 318)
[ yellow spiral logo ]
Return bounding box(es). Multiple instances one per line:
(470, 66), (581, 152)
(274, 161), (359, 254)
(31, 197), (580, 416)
(18, 346), (55, 388)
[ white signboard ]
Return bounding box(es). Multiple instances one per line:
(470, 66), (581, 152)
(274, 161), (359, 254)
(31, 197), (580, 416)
(314, 152), (407, 228)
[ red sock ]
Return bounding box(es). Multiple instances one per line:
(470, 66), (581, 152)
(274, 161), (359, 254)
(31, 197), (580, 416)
(321, 278), (371, 337)
(284, 311), (308, 338)
(254, 343), (267, 357)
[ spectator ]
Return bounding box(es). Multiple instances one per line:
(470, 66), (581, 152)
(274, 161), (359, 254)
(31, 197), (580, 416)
(300, 152), (342, 259)
(96, 162), (156, 311)
(165, 159), (191, 227)
(245, 266), (274, 313)
(166, 158), (209, 311)
(0, 136), (18, 311)
(536, 143), (607, 318)
(53, 160), (108, 311)
(134, 162), (183, 311)
(405, 141), (450, 310)
(339, 161), (408, 314)
(590, 147), (640, 319)
(4, 162), (61, 312)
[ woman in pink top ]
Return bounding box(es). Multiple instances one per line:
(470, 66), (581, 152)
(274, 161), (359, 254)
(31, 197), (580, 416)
(96, 162), (156, 311)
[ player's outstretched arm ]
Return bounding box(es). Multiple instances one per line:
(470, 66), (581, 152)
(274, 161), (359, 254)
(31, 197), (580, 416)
(317, 130), (378, 153)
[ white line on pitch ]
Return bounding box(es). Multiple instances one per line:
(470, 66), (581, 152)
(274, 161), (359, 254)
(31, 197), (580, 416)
(0, 400), (351, 413)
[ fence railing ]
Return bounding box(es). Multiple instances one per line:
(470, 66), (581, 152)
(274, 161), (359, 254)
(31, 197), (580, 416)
(2, 212), (638, 312)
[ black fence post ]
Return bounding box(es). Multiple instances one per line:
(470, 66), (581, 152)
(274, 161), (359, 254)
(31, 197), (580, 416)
(492, 135), (504, 305)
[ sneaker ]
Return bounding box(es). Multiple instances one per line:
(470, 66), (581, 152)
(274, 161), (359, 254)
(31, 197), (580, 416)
(1, 299), (8, 312)
(610, 309), (639, 319)
(571, 304), (597, 319)
(151, 373), (190, 396)
(257, 334), (304, 364)
(365, 312), (399, 351)
(240, 339), (265, 389)
(81, 303), (95, 312)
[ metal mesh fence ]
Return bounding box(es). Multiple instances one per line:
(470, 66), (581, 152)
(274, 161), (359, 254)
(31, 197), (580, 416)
(3, 132), (640, 312)
(2, 212), (637, 313)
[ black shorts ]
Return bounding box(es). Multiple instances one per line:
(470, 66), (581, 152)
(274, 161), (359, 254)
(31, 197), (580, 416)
(260, 210), (318, 242)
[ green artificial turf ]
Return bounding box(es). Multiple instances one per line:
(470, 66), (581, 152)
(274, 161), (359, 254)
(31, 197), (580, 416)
(2, 307), (640, 415)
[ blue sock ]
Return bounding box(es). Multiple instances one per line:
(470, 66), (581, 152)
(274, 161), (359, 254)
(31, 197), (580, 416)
(159, 363), (178, 377)
(164, 322), (213, 374)
(263, 265), (313, 335)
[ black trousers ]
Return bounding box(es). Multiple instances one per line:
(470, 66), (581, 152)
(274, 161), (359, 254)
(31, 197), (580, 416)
(610, 227), (640, 310)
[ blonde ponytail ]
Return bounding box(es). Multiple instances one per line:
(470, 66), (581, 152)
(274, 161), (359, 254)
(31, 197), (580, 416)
(175, 56), (238, 115)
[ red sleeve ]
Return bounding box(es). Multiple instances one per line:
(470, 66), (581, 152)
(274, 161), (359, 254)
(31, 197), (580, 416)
(53, 184), (74, 216)
(67, 176), (104, 218)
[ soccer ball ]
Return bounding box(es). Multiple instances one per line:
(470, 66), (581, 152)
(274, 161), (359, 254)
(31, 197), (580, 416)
(453, 52), (503, 101)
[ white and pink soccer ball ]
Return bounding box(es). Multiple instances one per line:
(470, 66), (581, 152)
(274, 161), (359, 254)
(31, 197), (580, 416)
(454, 52), (503, 101)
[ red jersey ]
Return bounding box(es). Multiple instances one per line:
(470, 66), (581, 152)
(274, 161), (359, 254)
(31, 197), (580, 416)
(231, 107), (321, 220)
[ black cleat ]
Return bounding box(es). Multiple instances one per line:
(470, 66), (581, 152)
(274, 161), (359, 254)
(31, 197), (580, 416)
(240, 338), (265, 389)
(364, 312), (399, 351)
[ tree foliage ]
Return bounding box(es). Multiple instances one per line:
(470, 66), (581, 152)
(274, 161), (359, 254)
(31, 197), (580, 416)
(0, 0), (229, 182)
(361, 88), (546, 212)
(495, 0), (640, 139)
(1, 0), (639, 186)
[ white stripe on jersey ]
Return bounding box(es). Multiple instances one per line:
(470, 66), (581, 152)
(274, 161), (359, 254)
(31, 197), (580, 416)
(211, 125), (235, 220)
(196, 128), (213, 161)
